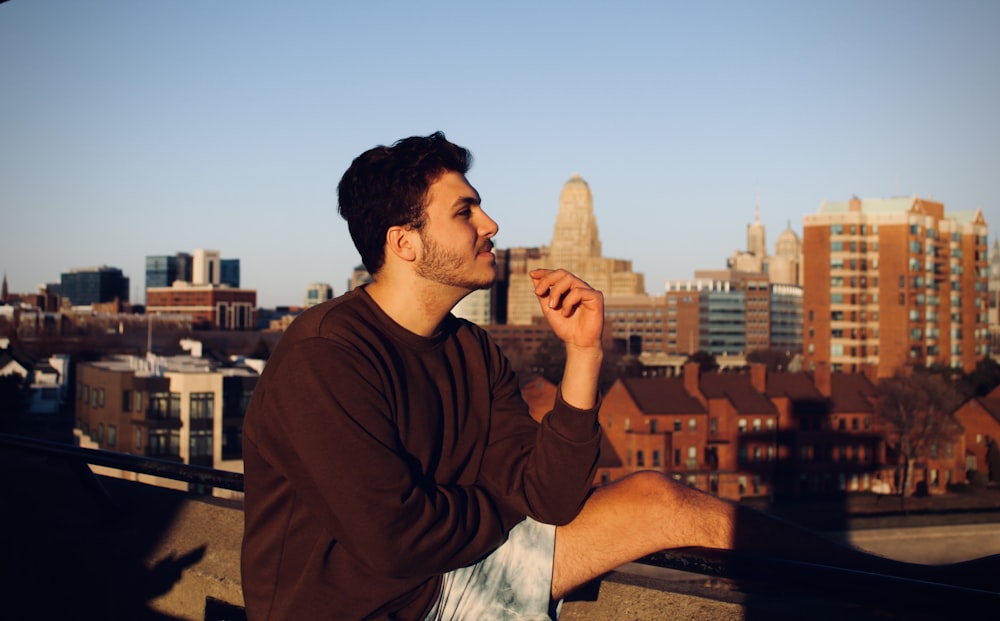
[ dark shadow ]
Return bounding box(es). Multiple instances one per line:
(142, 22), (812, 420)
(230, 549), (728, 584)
(0, 444), (209, 620)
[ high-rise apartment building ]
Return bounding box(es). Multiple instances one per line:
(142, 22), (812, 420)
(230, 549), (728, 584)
(802, 196), (989, 377)
(60, 265), (130, 307)
(989, 239), (1000, 355)
(506, 175), (645, 325)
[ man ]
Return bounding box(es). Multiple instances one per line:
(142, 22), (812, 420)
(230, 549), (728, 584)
(242, 132), (990, 620)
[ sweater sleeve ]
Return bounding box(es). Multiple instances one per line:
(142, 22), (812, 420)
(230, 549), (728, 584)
(476, 341), (603, 526)
(253, 336), (510, 579)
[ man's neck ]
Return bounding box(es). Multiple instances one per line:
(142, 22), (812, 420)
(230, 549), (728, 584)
(365, 276), (469, 337)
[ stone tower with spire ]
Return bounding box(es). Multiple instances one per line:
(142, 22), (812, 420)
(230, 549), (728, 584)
(505, 174), (645, 325)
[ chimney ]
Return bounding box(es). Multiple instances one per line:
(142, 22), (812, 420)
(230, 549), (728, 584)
(814, 361), (831, 397)
(750, 363), (767, 394)
(684, 361), (707, 406)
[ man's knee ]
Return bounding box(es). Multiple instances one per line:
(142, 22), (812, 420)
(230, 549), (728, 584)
(609, 469), (676, 501)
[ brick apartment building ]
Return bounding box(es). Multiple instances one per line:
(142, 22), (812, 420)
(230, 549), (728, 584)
(953, 385), (1000, 477)
(594, 363), (966, 501)
(803, 196), (989, 378)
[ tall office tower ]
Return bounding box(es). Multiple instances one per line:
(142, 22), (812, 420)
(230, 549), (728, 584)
(146, 253), (193, 290)
(304, 282), (333, 308)
(770, 223), (803, 286)
(59, 266), (130, 306)
(452, 288), (492, 325)
(192, 249), (222, 285)
(506, 175), (645, 325)
(220, 259), (240, 288)
(802, 196), (989, 378)
(347, 265), (373, 291)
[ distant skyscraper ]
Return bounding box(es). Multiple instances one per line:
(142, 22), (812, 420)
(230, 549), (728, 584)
(348, 265), (373, 291)
(304, 283), (333, 307)
(452, 288), (491, 325)
(146, 253), (192, 289)
(729, 204), (803, 286)
(60, 266), (130, 307)
(506, 174), (645, 325)
(802, 196), (989, 377)
(220, 259), (240, 288)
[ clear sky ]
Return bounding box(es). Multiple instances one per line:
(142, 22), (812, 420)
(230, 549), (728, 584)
(2, 1), (998, 308)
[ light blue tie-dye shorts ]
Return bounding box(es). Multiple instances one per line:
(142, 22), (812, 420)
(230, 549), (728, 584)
(424, 517), (559, 621)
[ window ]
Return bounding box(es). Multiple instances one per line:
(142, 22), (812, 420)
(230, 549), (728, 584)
(190, 393), (215, 420)
(688, 418), (697, 432)
(135, 428), (142, 451)
(107, 425), (117, 448)
(135, 391), (143, 412)
(636, 450), (645, 468)
(190, 429), (213, 458)
(652, 450), (661, 468)
(122, 390), (132, 413)
(673, 419), (681, 431)
(649, 419), (658, 434)
(149, 430), (181, 457)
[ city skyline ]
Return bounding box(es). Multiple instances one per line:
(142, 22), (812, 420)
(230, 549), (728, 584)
(2, 1), (998, 308)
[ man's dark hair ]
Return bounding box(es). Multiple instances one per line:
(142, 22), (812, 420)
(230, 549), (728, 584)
(337, 131), (473, 275)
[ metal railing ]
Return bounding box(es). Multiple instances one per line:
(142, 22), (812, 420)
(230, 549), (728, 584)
(0, 432), (243, 491)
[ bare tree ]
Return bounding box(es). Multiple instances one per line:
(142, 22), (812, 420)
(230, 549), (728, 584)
(874, 370), (963, 500)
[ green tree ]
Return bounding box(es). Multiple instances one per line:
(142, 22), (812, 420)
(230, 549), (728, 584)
(874, 370), (963, 500)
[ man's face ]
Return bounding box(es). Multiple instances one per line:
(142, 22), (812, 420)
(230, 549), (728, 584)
(415, 171), (499, 291)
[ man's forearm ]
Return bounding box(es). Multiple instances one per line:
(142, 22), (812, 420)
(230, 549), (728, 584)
(559, 345), (603, 410)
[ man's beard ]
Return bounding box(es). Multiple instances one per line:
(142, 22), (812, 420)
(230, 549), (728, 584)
(416, 233), (496, 291)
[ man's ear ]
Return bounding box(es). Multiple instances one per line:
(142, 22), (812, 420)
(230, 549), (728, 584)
(385, 226), (418, 263)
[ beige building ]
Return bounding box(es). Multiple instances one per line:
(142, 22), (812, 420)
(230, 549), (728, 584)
(507, 174), (645, 325)
(729, 206), (803, 286)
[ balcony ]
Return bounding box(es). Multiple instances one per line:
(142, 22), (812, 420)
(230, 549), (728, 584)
(3, 433), (1000, 620)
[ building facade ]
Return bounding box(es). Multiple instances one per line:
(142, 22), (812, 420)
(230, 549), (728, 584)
(664, 271), (803, 358)
(146, 283), (257, 330)
(597, 363), (965, 500)
(802, 196), (990, 378)
(74, 353), (257, 494)
(60, 266), (130, 307)
(304, 283), (334, 308)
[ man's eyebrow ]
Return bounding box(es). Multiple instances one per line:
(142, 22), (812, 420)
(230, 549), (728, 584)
(453, 194), (482, 208)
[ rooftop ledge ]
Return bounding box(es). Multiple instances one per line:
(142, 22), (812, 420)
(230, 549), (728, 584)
(3, 433), (1000, 621)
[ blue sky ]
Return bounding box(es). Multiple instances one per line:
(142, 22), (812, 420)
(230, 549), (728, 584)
(2, 0), (998, 308)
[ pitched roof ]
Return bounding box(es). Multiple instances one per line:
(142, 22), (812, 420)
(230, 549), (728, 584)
(829, 373), (876, 413)
(700, 373), (777, 414)
(974, 397), (1000, 424)
(765, 372), (825, 401)
(621, 377), (706, 415)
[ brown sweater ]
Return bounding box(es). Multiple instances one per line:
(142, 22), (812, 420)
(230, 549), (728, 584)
(241, 288), (602, 620)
